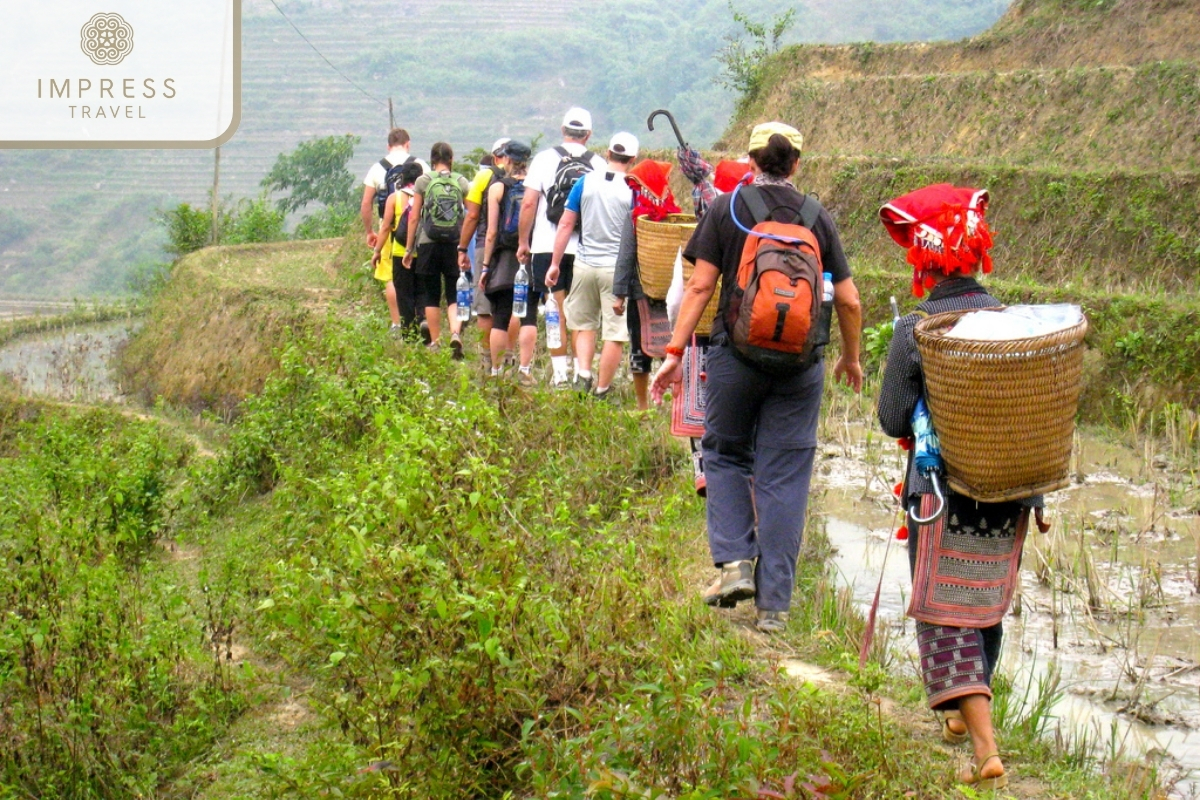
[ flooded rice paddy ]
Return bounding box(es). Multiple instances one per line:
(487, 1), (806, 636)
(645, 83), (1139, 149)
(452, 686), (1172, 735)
(0, 319), (135, 401)
(816, 409), (1200, 795)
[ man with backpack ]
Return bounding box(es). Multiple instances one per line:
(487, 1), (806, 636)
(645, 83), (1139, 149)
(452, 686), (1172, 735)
(650, 122), (863, 634)
(360, 128), (429, 248)
(402, 142), (471, 358)
(517, 107), (606, 387)
(545, 132), (639, 397)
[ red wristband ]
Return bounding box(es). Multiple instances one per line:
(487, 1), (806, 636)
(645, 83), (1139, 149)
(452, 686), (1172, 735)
(665, 345), (685, 358)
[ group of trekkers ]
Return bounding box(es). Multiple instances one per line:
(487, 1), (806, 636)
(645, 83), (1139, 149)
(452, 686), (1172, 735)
(363, 108), (1019, 791)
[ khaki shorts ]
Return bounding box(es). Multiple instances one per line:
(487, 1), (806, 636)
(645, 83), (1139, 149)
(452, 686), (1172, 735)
(565, 259), (628, 343)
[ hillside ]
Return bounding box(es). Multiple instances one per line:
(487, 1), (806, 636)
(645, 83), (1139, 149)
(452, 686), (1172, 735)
(704, 0), (1200, 417)
(0, 0), (1009, 298)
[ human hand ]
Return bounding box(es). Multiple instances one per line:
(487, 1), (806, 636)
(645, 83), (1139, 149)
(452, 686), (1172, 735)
(479, 270), (488, 292)
(545, 264), (559, 290)
(402, 252), (414, 270)
(371, 250), (380, 268)
(457, 251), (471, 271)
(613, 297), (626, 316)
(650, 355), (683, 405)
(516, 244), (530, 264)
(834, 355), (864, 393)
(366, 231), (378, 249)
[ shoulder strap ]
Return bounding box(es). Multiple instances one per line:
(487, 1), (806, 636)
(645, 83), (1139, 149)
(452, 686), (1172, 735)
(554, 145), (570, 160)
(797, 194), (822, 230)
(739, 185), (771, 227)
(379, 158), (390, 170)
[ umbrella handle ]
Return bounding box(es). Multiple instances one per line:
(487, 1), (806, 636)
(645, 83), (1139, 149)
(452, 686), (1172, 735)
(647, 109), (687, 149)
(907, 472), (946, 525)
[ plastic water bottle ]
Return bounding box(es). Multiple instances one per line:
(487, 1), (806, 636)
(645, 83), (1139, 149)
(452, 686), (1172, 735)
(823, 272), (834, 304)
(513, 263), (529, 318)
(456, 272), (472, 321)
(544, 293), (562, 349)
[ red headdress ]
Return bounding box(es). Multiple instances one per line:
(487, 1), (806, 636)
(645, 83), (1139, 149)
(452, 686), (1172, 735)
(713, 160), (751, 193)
(627, 160), (682, 222)
(879, 184), (993, 298)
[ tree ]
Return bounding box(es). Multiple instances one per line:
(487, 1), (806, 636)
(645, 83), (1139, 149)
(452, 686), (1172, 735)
(261, 135), (360, 214)
(714, 3), (796, 100)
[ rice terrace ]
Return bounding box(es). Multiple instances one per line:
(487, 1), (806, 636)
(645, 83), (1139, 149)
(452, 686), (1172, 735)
(1, 0), (1199, 797)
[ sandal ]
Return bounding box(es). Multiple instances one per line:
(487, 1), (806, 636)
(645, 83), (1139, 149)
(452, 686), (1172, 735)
(958, 753), (1008, 790)
(940, 709), (968, 745)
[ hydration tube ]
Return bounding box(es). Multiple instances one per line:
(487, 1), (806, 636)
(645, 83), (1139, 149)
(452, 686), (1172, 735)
(729, 183), (808, 246)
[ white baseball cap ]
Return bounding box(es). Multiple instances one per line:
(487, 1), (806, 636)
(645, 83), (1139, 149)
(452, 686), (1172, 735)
(608, 131), (639, 158)
(562, 107), (592, 132)
(490, 137), (511, 155)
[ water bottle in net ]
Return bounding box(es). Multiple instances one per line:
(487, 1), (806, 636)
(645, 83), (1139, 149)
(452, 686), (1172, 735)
(823, 272), (834, 304)
(456, 272), (472, 321)
(544, 293), (562, 350)
(513, 263), (529, 318)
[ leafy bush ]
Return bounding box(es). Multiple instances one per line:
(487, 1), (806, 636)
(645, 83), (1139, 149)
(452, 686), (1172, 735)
(0, 402), (241, 797)
(159, 196), (286, 257)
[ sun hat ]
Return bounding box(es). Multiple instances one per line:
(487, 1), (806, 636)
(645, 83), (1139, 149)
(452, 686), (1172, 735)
(562, 106), (593, 132)
(490, 137), (511, 156)
(747, 121), (803, 154)
(608, 131), (639, 158)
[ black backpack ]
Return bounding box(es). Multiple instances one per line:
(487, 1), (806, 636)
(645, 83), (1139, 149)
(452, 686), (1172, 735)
(544, 146), (594, 226)
(376, 155), (416, 218)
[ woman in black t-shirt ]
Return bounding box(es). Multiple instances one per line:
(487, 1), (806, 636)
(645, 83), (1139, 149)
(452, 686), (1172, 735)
(651, 122), (864, 633)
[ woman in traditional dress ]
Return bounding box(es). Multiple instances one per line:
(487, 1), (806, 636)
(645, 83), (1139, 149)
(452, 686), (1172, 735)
(877, 184), (1041, 791)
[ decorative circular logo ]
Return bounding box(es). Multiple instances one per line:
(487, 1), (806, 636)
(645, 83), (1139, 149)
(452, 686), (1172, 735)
(80, 13), (134, 66)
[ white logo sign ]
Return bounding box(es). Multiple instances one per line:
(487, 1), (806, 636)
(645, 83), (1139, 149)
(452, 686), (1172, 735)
(1, 0), (240, 148)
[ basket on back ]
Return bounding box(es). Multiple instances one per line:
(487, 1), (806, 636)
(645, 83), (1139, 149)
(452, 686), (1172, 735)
(681, 261), (721, 336)
(636, 214), (696, 300)
(914, 309), (1088, 503)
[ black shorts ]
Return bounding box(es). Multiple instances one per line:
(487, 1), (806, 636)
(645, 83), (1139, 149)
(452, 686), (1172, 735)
(486, 288), (540, 331)
(531, 252), (574, 295)
(415, 241), (461, 308)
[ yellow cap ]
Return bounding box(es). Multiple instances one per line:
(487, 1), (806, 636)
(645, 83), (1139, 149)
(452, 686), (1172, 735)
(747, 121), (803, 154)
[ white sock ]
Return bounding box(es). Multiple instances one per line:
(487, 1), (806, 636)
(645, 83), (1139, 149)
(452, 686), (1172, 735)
(551, 355), (569, 382)
(519, 365), (532, 375)
(491, 367), (502, 376)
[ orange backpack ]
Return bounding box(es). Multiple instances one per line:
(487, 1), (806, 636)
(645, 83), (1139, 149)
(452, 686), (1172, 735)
(725, 185), (828, 372)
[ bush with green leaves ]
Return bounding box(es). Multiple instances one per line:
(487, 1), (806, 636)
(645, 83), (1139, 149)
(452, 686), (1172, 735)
(0, 401), (242, 798)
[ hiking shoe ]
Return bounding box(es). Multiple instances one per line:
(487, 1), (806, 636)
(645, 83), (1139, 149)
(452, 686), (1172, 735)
(427, 340), (441, 353)
(450, 334), (464, 361)
(573, 374), (593, 395)
(389, 323), (404, 337)
(593, 386), (615, 402)
(755, 610), (789, 634)
(702, 560), (756, 608)
(551, 376), (571, 390)
(517, 370), (536, 387)
(419, 320), (432, 346)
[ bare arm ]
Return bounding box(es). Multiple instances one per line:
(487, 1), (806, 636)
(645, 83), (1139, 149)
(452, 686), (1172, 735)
(516, 187), (541, 262)
(833, 277), (864, 392)
(361, 186), (377, 246)
(545, 209), (577, 289)
(480, 182), (504, 289)
(650, 258), (720, 404)
(459, 201), (482, 270)
(402, 192), (423, 269)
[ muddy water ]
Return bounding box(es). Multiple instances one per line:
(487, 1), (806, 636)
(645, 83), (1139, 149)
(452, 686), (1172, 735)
(815, 425), (1200, 795)
(0, 320), (135, 401)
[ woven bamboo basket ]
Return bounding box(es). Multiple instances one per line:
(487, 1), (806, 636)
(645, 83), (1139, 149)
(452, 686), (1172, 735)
(913, 309), (1088, 503)
(636, 214), (696, 300)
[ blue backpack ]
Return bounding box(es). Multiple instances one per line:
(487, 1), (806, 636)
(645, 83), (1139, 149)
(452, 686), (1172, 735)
(497, 176), (525, 250)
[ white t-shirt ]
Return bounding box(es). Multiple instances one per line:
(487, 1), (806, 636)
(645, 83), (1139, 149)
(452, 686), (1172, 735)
(525, 142), (606, 255)
(567, 168), (633, 268)
(362, 147), (431, 191)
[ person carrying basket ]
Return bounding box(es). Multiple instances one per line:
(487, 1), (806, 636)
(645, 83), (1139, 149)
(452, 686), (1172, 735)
(877, 183), (1043, 791)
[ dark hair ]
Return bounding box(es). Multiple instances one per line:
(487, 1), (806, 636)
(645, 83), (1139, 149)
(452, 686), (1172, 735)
(429, 141), (454, 166)
(387, 128), (410, 147)
(480, 154), (495, 167)
(748, 133), (799, 178)
(608, 151), (634, 165)
(398, 161), (423, 188)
